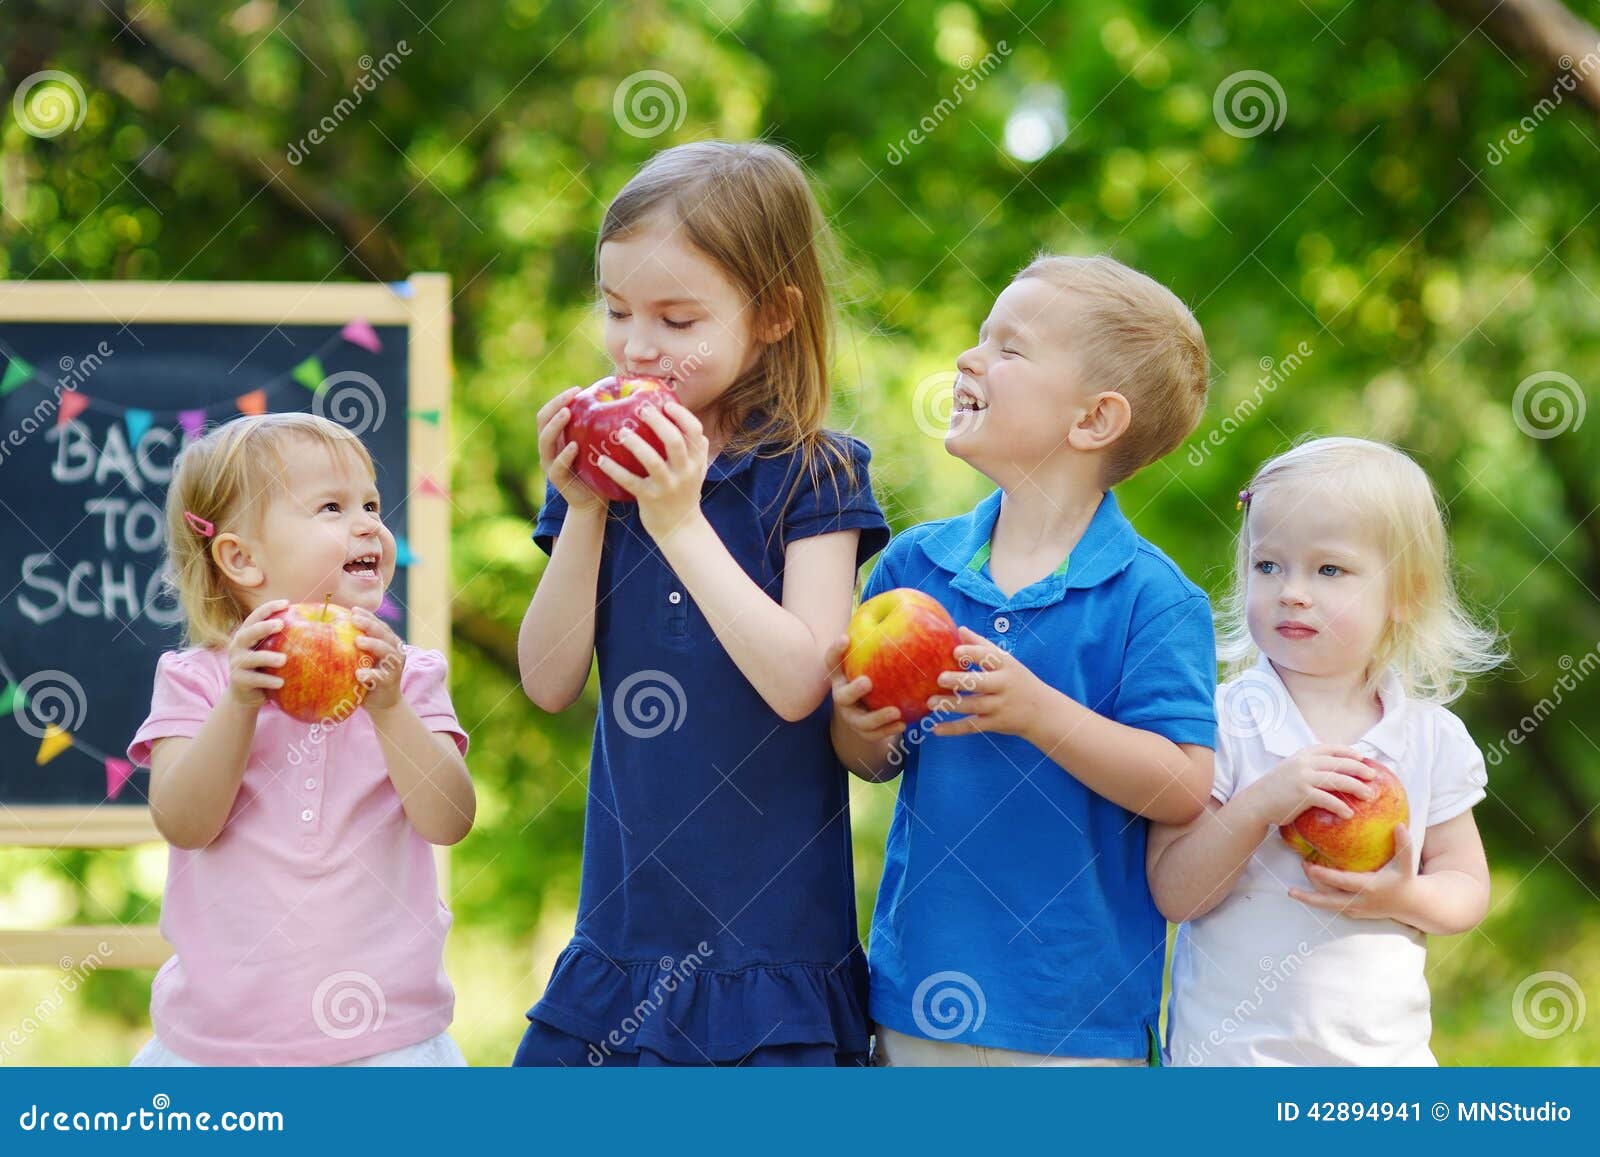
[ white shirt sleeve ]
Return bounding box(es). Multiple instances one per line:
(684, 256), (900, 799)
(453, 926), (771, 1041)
(1426, 707), (1488, 826)
(1210, 686), (1236, 804)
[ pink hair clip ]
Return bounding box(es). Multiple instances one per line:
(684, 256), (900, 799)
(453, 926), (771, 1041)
(183, 511), (216, 538)
(1235, 488), (1252, 512)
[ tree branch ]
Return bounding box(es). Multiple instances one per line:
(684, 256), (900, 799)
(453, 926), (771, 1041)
(1434, 0), (1600, 118)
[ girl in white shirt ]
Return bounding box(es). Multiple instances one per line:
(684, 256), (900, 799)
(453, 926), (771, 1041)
(1153, 437), (1505, 1065)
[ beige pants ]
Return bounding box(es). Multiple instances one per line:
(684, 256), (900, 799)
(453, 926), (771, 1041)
(872, 1025), (1147, 1068)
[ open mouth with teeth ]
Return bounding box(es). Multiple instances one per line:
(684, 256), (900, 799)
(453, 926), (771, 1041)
(344, 553), (381, 578)
(952, 384), (988, 415)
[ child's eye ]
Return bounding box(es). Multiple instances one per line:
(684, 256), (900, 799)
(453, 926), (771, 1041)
(663, 318), (695, 331)
(322, 501), (341, 513)
(605, 307), (629, 320)
(1254, 560), (1278, 575)
(1319, 564), (1345, 577)
(1000, 346), (1020, 357)
(365, 501), (380, 514)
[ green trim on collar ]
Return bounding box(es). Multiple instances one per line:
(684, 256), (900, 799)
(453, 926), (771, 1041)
(965, 540), (1070, 578)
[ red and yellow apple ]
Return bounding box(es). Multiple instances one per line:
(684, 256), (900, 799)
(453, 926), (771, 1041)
(565, 374), (676, 503)
(1281, 757), (1410, 872)
(256, 601), (373, 725)
(843, 588), (964, 724)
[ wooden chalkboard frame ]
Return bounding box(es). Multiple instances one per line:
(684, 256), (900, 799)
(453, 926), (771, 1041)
(0, 275), (453, 969)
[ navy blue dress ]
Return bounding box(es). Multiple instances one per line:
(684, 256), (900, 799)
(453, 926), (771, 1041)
(514, 434), (890, 1067)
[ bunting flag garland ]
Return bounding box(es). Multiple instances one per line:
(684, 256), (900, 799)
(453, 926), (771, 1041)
(35, 724), (73, 766)
(1, 355), (36, 396)
(394, 536), (417, 566)
(0, 314), (388, 427)
(56, 389), (90, 426)
(409, 408), (440, 425)
(105, 758), (135, 800)
(417, 472), (450, 499)
(340, 318), (382, 353)
(376, 595), (402, 622)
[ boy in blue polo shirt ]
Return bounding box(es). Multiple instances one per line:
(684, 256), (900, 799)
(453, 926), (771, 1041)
(828, 254), (1217, 1066)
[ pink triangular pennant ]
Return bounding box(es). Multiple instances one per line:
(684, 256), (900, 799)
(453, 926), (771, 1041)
(376, 595), (401, 622)
(417, 472), (450, 498)
(105, 758), (135, 800)
(56, 390), (91, 426)
(340, 318), (383, 353)
(178, 409), (207, 437)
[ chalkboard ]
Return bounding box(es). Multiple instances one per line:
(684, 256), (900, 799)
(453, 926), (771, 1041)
(0, 278), (453, 968)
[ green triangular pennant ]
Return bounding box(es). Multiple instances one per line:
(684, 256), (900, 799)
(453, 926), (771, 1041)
(1, 357), (37, 396)
(291, 356), (325, 391)
(409, 408), (440, 426)
(0, 682), (24, 716)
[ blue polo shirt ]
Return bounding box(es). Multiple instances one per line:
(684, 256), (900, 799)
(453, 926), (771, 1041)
(863, 487), (1217, 1059)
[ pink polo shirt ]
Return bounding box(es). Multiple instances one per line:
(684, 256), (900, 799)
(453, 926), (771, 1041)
(128, 644), (469, 1065)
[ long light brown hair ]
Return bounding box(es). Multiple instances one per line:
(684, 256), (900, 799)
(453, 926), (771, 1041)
(599, 140), (857, 513)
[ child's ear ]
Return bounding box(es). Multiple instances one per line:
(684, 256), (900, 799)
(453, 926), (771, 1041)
(756, 286), (803, 344)
(211, 533), (265, 591)
(1066, 390), (1132, 453)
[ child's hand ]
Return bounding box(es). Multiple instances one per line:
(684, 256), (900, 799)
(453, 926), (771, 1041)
(926, 626), (1051, 741)
(352, 606), (407, 711)
(598, 401), (710, 543)
(224, 599), (290, 710)
(537, 386), (607, 515)
(824, 636), (906, 743)
(1240, 744), (1377, 828)
(1288, 823), (1419, 920)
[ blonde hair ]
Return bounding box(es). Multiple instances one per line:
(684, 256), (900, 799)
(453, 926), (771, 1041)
(163, 413), (376, 648)
(1217, 436), (1506, 704)
(599, 139), (856, 499)
(1013, 254), (1208, 486)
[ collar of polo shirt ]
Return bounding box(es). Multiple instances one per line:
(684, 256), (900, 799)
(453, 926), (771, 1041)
(1241, 651), (1410, 764)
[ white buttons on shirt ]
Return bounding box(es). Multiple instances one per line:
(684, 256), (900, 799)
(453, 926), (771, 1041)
(994, 616), (1010, 634)
(668, 591), (682, 604)
(304, 778), (317, 791)
(300, 808), (314, 823)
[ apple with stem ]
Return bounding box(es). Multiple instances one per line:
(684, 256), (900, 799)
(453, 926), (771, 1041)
(565, 374), (677, 503)
(1281, 758), (1410, 872)
(256, 598), (373, 725)
(843, 589), (964, 725)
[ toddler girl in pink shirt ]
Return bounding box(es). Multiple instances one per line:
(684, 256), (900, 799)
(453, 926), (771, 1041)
(126, 412), (475, 1066)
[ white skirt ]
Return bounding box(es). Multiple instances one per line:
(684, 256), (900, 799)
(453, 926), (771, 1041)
(130, 1030), (467, 1067)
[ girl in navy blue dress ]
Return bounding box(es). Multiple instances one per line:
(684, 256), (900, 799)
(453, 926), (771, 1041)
(513, 140), (890, 1067)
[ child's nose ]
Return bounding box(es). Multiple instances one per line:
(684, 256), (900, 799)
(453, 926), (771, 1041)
(956, 346), (982, 377)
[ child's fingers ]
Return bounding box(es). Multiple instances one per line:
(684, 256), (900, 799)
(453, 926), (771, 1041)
(1287, 887), (1350, 911)
(616, 426), (670, 476)
(853, 703), (902, 731)
(593, 455), (645, 496)
(236, 648), (287, 670)
(823, 635), (848, 671)
(937, 668), (990, 694)
(664, 400), (702, 438)
(235, 669), (284, 691)
(637, 405), (687, 459)
(831, 674), (872, 706)
(536, 387), (581, 426)
(1319, 772), (1375, 801)
(1306, 789), (1355, 819)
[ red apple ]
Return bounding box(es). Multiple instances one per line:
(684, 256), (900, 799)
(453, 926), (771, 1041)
(256, 601), (373, 725)
(565, 374), (677, 503)
(843, 588), (964, 724)
(1281, 757), (1410, 872)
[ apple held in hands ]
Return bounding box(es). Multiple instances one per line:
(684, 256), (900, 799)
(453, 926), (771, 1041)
(1281, 757), (1411, 872)
(256, 601), (374, 725)
(565, 374), (677, 503)
(843, 588), (964, 725)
